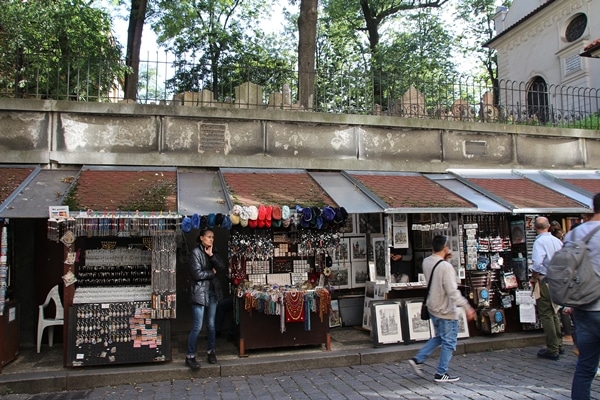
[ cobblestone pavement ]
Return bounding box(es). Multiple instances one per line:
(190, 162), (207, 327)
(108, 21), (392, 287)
(2, 345), (597, 400)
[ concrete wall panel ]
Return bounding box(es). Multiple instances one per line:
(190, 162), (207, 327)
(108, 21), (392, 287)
(515, 135), (584, 168)
(442, 130), (514, 165)
(164, 117), (263, 156)
(266, 122), (357, 159)
(359, 127), (441, 162)
(59, 113), (158, 153)
(0, 112), (48, 150)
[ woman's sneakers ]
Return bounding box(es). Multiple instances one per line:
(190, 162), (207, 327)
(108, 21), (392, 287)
(185, 356), (200, 370)
(434, 373), (460, 382)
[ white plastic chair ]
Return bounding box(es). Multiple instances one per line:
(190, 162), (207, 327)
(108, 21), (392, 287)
(37, 285), (64, 353)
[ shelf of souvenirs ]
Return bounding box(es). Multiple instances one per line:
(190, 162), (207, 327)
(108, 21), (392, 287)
(73, 285), (152, 304)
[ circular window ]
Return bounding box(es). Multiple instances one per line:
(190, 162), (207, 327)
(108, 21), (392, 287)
(565, 13), (587, 42)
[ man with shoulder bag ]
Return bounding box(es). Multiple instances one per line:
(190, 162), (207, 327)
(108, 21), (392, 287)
(566, 193), (600, 400)
(408, 235), (476, 383)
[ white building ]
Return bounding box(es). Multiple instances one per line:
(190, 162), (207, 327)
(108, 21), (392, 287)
(486, 0), (599, 123)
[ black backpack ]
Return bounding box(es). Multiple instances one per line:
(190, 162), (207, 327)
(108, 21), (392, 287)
(545, 225), (600, 307)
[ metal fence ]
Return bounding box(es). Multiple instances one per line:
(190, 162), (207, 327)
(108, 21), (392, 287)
(1, 53), (599, 129)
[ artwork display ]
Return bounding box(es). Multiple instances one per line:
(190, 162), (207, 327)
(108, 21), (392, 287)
(329, 300), (341, 328)
(371, 301), (403, 346)
(372, 236), (386, 280)
(350, 237), (367, 261)
(405, 300), (432, 341)
(352, 261), (369, 288)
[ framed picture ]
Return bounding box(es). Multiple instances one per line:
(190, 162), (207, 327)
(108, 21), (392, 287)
(350, 237), (367, 261)
(372, 236), (386, 280)
(392, 213), (407, 225)
(331, 238), (350, 263)
(457, 307), (470, 339)
(405, 300), (432, 341)
(392, 226), (409, 248)
(328, 264), (350, 289)
(352, 261), (369, 288)
(329, 299), (341, 328)
(371, 301), (403, 346)
(362, 281), (385, 330)
(511, 220), (526, 245)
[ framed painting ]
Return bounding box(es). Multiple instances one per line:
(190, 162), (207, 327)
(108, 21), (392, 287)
(371, 301), (403, 346)
(328, 264), (350, 289)
(331, 238), (350, 264)
(404, 300), (432, 342)
(329, 299), (342, 328)
(350, 237), (367, 261)
(457, 307), (470, 339)
(392, 226), (409, 248)
(372, 235), (386, 281)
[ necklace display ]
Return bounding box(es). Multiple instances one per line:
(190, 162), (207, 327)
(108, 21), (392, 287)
(284, 290), (305, 323)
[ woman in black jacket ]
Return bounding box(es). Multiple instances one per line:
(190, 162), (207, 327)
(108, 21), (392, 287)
(185, 228), (227, 369)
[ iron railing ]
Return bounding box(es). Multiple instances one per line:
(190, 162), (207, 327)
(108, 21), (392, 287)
(1, 53), (599, 129)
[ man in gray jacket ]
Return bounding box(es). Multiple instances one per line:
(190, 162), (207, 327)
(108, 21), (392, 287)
(408, 235), (476, 382)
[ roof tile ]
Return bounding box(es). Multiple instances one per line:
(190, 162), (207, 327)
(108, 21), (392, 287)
(0, 167), (35, 204)
(563, 179), (600, 197)
(350, 174), (474, 208)
(222, 171), (336, 207)
(71, 170), (177, 212)
(468, 178), (584, 209)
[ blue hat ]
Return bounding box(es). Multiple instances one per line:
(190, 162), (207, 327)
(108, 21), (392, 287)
(221, 215), (232, 230)
(323, 206), (335, 222)
(192, 213), (200, 229)
(302, 207), (313, 222)
(208, 213), (216, 227)
(181, 216), (193, 233)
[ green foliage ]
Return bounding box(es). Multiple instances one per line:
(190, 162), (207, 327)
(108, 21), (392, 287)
(0, 0), (130, 101)
(119, 181), (177, 212)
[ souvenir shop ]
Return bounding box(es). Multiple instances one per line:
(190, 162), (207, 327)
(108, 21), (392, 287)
(47, 210), (180, 367)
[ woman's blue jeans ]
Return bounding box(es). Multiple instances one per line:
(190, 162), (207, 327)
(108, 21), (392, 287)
(187, 295), (217, 356)
(413, 315), (458, 376)
(571, 308), (600, 400)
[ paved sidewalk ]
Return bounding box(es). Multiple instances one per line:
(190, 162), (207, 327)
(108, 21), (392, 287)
(2, 344), (597, 399)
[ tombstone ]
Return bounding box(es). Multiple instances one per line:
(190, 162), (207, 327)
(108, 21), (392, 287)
(397, 86), (426, 118)
(172, 91), (198, 106)
(451, 99), (475, 121)
(480, 91), (499, 122)
(198, 89), (216, 107)
(235, 82), (263, 109)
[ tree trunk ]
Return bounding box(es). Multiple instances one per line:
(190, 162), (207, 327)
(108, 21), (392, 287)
(124, 0), (148, 102)
(298, 0), (318, 110)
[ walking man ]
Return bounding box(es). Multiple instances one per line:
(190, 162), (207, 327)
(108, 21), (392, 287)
(408, 235), (476, 382)
(567, 193), (600, 400)
(530, 216), (564, 360)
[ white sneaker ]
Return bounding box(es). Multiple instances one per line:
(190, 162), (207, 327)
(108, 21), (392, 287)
(408, 358), (425, 378)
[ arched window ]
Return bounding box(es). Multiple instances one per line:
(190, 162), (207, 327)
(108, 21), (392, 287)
(527, 77), (549, 124)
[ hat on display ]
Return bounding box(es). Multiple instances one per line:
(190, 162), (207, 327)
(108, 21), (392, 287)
(230, 213), (240, 225)
(248, 218), (258, 229)
(323, 206), (335, 222)
(316, 216), (324, 229)
(248, 205), (259, 221)
(282, 218), (291, 228)
(272, 206), (282, 220)
(333, 208), (344, 224)
(258, 205), (267, 221)
(258, 218), (266, 228)
(181, 216), (193, 233)
(265, 218), (272, 228)
(221, 215), (232, 230)
(215, 213), (224, 227)
(281, 205), (290, 220)
(240, 216), (249, 228)
(208, 213), (216, 227)
(340, 207), (348, 222)
(240, 207), (250, 225)
(231, 205), (243, 215)
(200, 215), (208, 229)
(272, 218), (282, 228)
(192, 213), (200, 229)
(265, 205), (273, 221)
(302, 207), (313, 222)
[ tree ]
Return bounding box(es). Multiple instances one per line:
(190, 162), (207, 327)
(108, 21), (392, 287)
(0, 0), (128, 100)
(152, 0), (289, 100)
(455, 0), (512, 104)
(297, 0), (318, 110)
(124, 0), (149, 100)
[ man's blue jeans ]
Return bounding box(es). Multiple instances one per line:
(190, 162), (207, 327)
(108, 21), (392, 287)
(187, 295), (217, 356)
(413, 315), (458, 376)
(571, 308), (600, 400)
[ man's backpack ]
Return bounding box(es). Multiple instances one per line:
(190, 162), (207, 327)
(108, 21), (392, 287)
(545, 225), (600, 307)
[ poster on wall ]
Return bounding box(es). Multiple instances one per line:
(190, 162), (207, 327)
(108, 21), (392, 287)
(392, 226), (409, 248)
